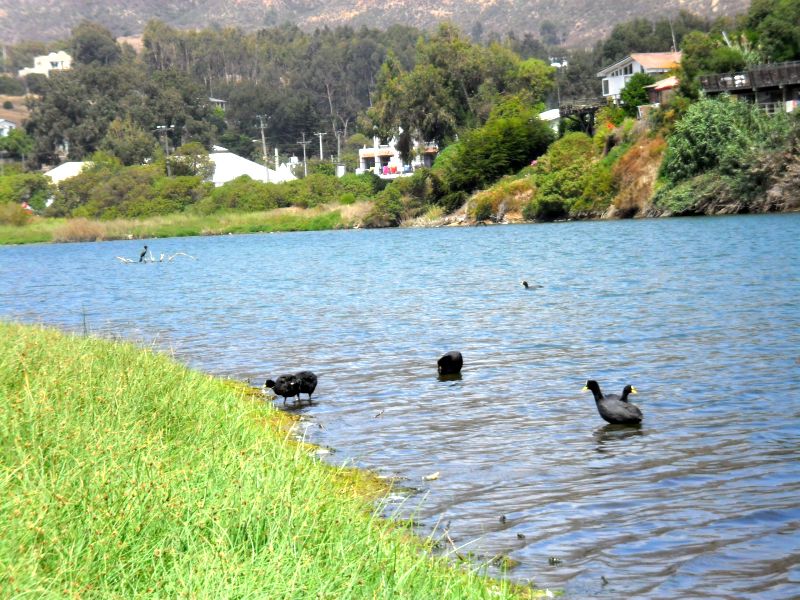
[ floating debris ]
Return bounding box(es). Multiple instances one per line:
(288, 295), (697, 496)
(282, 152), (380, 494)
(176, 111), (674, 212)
(422, 471), (440, 481)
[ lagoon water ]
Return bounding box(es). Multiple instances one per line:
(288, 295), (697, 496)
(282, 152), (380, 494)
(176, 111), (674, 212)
(1, 214), (799, 599)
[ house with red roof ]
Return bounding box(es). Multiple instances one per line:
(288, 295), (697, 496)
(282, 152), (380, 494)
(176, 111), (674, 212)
(597, 52), (681, 103)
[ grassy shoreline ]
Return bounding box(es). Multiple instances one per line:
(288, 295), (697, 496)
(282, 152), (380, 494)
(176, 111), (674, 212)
(0, 322), (546, 598)
(0, 202), (372, 245)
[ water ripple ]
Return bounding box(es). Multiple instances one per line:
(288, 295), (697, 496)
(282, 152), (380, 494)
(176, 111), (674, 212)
(1, 214), (799, 599)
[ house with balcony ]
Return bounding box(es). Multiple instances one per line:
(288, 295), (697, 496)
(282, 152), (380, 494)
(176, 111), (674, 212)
(700, 61), (800, 113)
(356, 136), (438, 179)
(597, 52), (681, 103)
(18, 51), (72, 77)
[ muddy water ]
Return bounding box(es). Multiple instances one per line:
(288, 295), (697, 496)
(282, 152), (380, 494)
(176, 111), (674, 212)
(1, 213), (798, 598)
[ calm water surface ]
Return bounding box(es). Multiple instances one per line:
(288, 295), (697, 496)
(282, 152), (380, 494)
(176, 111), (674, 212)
(1, 214), (799, 599)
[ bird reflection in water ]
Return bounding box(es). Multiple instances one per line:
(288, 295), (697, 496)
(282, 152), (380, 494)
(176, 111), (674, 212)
(593, 423), (644, 453)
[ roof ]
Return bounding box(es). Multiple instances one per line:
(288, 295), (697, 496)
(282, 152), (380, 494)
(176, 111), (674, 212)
(209, 148), (296, 186)
(645, 76), (679, 91)
(597, 51), (681, 77)
(631, 52), (681, 70)
(43, 161), (89, 184)
(538, 108), (561, 122)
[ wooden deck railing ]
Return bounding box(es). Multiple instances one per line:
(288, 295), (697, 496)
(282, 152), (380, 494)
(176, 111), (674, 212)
(701, 61), (800, 93)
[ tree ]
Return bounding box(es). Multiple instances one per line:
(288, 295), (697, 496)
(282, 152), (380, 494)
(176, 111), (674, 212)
(747, 0), (800, 61)
(167, 142), (214, 178)
(70, 21), (122, 66)
(620, 72), (656, 116)
(0, 129), (35, 162)
(101, 118), (157, 166)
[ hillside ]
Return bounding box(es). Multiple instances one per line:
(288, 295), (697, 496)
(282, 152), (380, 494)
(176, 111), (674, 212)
(0, 0), (748, 46)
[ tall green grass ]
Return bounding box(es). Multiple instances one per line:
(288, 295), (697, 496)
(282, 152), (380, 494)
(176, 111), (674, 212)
(0, 323), (545, 598)
(0, 204), (361, 246)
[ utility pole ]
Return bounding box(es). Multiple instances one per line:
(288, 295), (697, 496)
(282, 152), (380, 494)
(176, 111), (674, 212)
(155, 125), (174, 176)
(297, 132), (311, 177)
(256, 114), (270, 183)
(313, 131), (326, 160)
(335, 130), (343, 164)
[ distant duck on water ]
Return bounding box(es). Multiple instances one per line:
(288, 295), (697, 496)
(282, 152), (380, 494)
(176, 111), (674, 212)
(583, 380), (643, 425)
(437, 351), (463, 376)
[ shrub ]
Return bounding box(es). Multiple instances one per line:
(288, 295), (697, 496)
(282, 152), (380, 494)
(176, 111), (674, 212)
(522, 195), (568, 221)
(0, 173), (52, 210)
(0, 201), (32, 226)
(2, 101), (13, 109)
(471, 195), (494, 221)
(661, 96), (790, 184)
(0, 75), (25, 95)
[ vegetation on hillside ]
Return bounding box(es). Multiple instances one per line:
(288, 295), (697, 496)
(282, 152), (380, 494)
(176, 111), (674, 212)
(0, 0), (799, 241)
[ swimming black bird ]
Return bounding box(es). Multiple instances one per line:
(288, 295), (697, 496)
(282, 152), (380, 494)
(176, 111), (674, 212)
(619, 384), (637, 403)
(265, 374), (300, 404)
(437, 351), (463, 376)
(294, 371), (318, 402)
(139, 245), (148, 263)
(583, 380), (643, 425)
(521, 280), (541, 289)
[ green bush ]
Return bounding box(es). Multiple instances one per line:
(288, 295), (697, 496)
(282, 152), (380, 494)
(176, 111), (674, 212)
(661, 96), (790, 184)
(471, 195), (494, 221)
(652, 172), (737, 214)
(0, 201), (32, 226)
(0, 173), (52, 210)
(522, 195), (568, 221)
(0, 75), (25, 95)
(2, 101), (13, 110)
(364, 186), (404, 227)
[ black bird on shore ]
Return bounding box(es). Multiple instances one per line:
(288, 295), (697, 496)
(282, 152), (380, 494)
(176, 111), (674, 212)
(294, 371), (318, 403)
(583, 380), (643, 425)
(437, 351), (463, 376)
(139, 245), (148, 263)
(265, 374), (300, 404)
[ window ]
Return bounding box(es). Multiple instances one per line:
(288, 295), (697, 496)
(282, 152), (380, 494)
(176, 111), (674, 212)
(602, 79), (609, 96)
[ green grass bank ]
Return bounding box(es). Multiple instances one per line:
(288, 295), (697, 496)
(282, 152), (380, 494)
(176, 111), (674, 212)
(0, 203), (371, 245)
(0, 323), (546, 598)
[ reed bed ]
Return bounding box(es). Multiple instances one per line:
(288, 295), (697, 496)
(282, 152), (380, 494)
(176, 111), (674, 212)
(0, 323), (545, 599)
(0, 204), (362, 245)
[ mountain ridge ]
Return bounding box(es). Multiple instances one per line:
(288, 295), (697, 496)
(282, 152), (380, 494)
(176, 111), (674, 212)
(0, 0), (748, 47)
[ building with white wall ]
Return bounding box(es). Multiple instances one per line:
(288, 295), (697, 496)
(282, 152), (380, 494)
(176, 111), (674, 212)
(597, 52), (681, 102)
(19, 51), (73, 77)
(356, 136), (438, 179)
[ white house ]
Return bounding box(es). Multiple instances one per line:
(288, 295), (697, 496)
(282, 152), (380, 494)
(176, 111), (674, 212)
(0, 119), (16, 137)
(18, 51), (72, 77)
(356, 136), (438, 179)
(43, 161), (89, 185)
(209, 146), (296, 186)
(597, 52), (681, 102)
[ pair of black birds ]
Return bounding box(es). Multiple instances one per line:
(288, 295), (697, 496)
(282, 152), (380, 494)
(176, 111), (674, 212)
(439, 352), (643, 425)
(265, 371), (318, 404)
